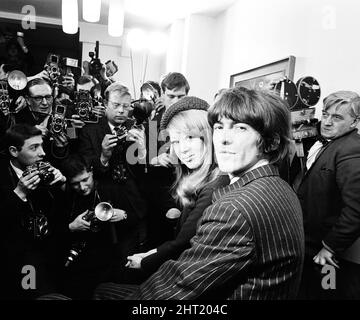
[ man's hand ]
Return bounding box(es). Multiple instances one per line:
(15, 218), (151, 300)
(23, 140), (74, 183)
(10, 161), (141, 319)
(110, 208), (127, 222)
(14, 96), (27, 113)
(92, 104), (106, 118)
(313, 247), (340, 268)
(35, 124), (49, 137)
(52, 131), (69, 148)
(70, 114), (86, 129)
(27, 70), (50, 82)
(48, 166), (66, 185)
(101, 134), (118, 161)
(61, 73), (75, 91)
(69, 211), (91, 231)
(16, 170), (41, 195)
(128, 126), (146, 158)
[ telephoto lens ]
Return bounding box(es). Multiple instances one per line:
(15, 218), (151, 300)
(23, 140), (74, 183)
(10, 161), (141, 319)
(65, 241), (86, 267)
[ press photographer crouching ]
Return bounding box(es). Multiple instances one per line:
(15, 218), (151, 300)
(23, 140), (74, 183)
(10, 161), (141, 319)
(59, 154), (129, 299)
(0, 124), (67, 300)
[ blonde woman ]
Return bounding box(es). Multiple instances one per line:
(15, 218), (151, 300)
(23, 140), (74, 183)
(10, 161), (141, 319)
(125, 96), (229, 275)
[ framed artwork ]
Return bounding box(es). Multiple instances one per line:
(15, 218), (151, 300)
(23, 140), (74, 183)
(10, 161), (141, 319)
(229, 56), (296, 90)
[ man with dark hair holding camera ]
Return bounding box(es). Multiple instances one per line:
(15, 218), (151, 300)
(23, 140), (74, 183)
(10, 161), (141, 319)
(59, 154), (134, 299)
(77, 82), (147, 260)
(0, 123), (67, 299)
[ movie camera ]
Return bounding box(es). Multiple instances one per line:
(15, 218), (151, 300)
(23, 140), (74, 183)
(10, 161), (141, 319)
(273, 76), (321, 157)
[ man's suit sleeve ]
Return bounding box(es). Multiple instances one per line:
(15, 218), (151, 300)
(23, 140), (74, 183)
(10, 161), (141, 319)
(323, 150), (360, 253)
(128, 201), (256, 300)
(77, 125), (105, 172)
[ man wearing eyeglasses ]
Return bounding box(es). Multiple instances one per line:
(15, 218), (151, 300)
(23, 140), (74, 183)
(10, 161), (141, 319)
(2, 78), (71, 164)
(77, 82), (147, 270)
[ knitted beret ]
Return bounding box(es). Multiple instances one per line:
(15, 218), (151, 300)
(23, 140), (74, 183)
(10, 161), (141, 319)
(160, 96), (210, 131)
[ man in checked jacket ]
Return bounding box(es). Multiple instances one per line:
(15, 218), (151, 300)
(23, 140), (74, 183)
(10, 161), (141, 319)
(95, 87), (305, 300)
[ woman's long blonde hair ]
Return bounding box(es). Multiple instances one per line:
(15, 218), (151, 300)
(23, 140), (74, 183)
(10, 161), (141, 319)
(167, 109), (219, 208)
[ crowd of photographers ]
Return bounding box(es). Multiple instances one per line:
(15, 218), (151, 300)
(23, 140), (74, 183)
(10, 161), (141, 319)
(0, 34), (192, 299)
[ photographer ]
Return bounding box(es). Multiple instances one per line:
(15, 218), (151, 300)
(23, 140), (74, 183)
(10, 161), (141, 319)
(142, 73), (190, 248)
(4, 78), (84, 165)
(77, 82), (148, 264)
(59, 154), (130, 299)
(0, 124), (67, 300)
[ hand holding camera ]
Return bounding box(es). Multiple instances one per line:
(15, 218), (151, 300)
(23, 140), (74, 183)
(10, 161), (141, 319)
(101, 133), (118, 162)
(69, 211), (91, 232)
(69, 114), (86, 129)
(109, 208), (127, 222)
(127, 126), (146, 158)
(15, 169), (41, 198)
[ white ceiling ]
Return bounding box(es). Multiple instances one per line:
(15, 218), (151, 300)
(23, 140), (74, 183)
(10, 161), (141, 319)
(0, 0), (236, 29)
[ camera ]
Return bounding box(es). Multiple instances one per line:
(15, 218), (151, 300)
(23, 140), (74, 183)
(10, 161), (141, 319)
(88, 41), (103, 80)
(0, 80), (10, 115)
(50, 103), (67, 135)
(64, 240), (86, 267)
(74, 90), (98, 123)
(22, 212), (50, 241)
(23, 161), (55, 186)
(45, 53), (61, 83)
(105, 60), (118, 77)
(82, 202), (114, 233)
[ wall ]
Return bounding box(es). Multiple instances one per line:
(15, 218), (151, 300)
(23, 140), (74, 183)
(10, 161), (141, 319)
(80, 23), (165, 99)
(0, 11), (166, 99)
(214, 0), (360, 116)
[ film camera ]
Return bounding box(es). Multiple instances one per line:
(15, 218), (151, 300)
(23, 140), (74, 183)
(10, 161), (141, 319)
(74, 90), (98, 123)
(23, 161), (55, 186)
(81, 202), (114, 232)
(45, 53), (61, 83)
(65, 202), (114, 267)
(50, 102), (68, 135)
(22, 211), (50, 241)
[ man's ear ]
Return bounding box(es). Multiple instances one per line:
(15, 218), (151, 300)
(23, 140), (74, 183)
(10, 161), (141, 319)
(9, 146), (19, 158)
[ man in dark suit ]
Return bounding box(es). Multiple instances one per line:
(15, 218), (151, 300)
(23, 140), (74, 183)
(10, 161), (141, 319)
(77, 82), (147, 260)
(95, 87), (305, 300)
(297, 91), (360, 299)
(0, 123), (67, 300)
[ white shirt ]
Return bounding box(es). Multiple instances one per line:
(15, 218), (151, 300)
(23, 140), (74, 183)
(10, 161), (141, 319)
(10, 160), (27, 202)
(306, 140), (324, 170)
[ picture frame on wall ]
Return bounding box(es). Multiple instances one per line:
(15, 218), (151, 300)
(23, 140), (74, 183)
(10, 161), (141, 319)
(229, 56), (296, 90)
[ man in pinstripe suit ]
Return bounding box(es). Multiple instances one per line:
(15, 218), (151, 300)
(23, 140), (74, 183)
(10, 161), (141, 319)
(95, 87), (305, 300)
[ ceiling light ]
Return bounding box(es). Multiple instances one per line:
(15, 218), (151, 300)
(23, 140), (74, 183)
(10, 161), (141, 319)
(83, 0), (101, 22)
(62, 0), (79, 34)
(108, 0), (125, 37)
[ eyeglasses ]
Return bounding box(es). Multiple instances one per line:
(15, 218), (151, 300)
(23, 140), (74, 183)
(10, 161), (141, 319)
(108, 101), (132, 110)
(30, 95), (53, 103)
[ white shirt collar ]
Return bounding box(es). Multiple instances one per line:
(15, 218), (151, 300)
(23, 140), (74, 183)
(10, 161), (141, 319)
(10, 160), (24, 179)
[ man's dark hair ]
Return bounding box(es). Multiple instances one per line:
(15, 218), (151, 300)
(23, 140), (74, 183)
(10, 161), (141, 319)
(160, 72), (190, 94)
(26, 77), (52, 96)
(61, 154), (92, 180)
(208, 87), (291, 165)
(4, 123), (42, 152)
(141, 81), (161, 97)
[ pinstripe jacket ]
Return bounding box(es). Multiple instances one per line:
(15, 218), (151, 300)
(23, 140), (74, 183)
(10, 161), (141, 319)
(128, 164), (305, 300)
